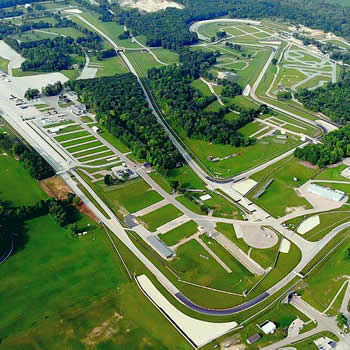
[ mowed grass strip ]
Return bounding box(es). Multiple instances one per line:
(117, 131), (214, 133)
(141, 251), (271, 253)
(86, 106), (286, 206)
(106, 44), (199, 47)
(61, 136), (96, 148)
(138, 204), (183, 232)
(55, 124), (82, 134)
(168, 239), (234, 290)
(73, 146), (109, 158)
(0, 153), (48, 206)
(160, 220), (198, 246)
(55, 130), (90, 142)
(249, 156), (319, 217)
(78, 151), (114, 163)
(103, 178), (163, 214)
(67, 141), (102, 153)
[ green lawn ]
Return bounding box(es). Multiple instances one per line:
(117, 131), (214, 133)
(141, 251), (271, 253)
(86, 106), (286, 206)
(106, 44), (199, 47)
(152, 48), (179, 64)
(287, 211), (350, 241)
(149, 171), (173, 193)
(184, 134), (301, 178)
(300, 233), (350, 312)
(47, 26), (86, 39)
(204, 100), (222, 112)
(73, 146), (109, 158)
(78, 151), (114, 162)
(1, 214), (190, 350)
(160, 220), (198, 246)
(169, 238), (241, 291)
(314, 164), (348, 181)
(126, 51), (162, 76)
(61, 136), (96, 148)
(0, 153), (48, 206)
(94, 55), (128, 77)
(167, 166), (206, 190)
(292, 331), (339, 350)
(95, 124), (130, 153)
(216, 222), (250, 254)
(249, 156), (319, 217)
(0, 56), (10, 73)
(66, 141), (102, 153)
(55, 130), (90, 142)
(191, 78), (212, 96)
(139, 204), (183, 232)
(99, 178), (164, 216)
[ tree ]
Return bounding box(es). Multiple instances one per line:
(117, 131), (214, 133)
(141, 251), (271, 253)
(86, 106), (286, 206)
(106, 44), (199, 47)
(337, 312), (348, 327)
(200, 205), (209, 214)
(170, 180), (179, 191)
(68, 223), (78, 235)
(73, 196), (81, 206)
(24, 88), (39, 100)
(344, 247), (350, 260)
(272, 58), (278, 65)
(104, 174), (113, 186)
(277, 91), (292, 100)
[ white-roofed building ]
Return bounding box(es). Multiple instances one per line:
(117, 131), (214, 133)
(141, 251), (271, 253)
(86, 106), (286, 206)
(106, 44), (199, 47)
(259, 321), (276, 335)
(308, 183), (345, 202)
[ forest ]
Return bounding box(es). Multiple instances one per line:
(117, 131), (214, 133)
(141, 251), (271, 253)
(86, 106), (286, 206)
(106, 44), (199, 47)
(115, 0), (350, 49)
(148, 49), (259, 147)
(295, 76), (350, 123)
(294, 125), (350, 167)
(67, 74), (182, 172)
(5, 36), (82, 72)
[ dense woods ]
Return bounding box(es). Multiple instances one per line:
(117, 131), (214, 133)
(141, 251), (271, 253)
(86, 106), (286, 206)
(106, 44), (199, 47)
(5, 36), (82, 72)
(294, 125), (350, 167)
(68, 74), (182, 171)
(115, 0), (350, 49)
(295, 76), (350, 123)
(148, 49), (258, 146)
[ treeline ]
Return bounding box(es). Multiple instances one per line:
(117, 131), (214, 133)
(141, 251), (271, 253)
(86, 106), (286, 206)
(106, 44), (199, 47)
(0, 0), (41, 8)
(148, 49), (259, 146)
(295, 76), (350, 123)
(5, 36), (82, 72)
(0, 133), (54, 180)
(114, 0), (350, 49)
(294, 125), (350, 167)
(67, 74), (182, 172)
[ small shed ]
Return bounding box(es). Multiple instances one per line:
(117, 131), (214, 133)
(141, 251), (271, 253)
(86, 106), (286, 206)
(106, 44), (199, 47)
(247, 333), (261, 344)
(260, 321), (276, 335)
(91, 126), (101, 133)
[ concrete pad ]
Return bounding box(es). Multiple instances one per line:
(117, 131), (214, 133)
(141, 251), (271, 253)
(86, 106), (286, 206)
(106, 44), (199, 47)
(297, 215), (320, 235)
(157, 215), (190, 234)
(64, 8), (82, 13)
(132, 199), (168, 217)
(136, 275), (237, 348)
(231, 179), (257, 196)
(233, 223), (243, 238)
(279, 238), (291, 253)
(299, 181), (346, 211)
(0, 40), (25, 70)
(288, 318), (305, 337)
(240, 224), (278, 249)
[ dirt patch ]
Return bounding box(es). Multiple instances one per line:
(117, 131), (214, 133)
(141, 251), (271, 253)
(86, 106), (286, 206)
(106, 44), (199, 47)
(119, 0), (183, 12)
(76, 200), (98, 222)
(40, 176), (73, 200)
(82, 312), (123, 346)
(285, 205), (306, 214)
(299, 160), (318, 169)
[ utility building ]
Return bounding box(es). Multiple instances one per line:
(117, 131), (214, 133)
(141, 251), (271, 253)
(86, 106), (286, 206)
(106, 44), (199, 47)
(307, 183), (345, 202)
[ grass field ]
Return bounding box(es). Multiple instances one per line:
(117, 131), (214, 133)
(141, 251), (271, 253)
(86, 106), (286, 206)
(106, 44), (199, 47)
(191, 78), (212, 96)
(1, 214), (190, 350)
(55, 130), (90, 142)
(93, 55), (128, 77)
(314, 164), (348, 181)
(0, 153), (47, 206)
(159, 220), (198, 246)
(249, 156), (319, 217)
(73, 146), (109, 158)
(55, 124), (82, 134)
(169, 238), (247, 291)
(94, 177), (164, 216)
(299, 233), (350, 311)
(61, 136), (96, 148)
(66, 141), (102, 153)
(184, 133), (301, 178)
(95, 124), (130, 153)
(0, 56), (9, 73)
(78, 151), (114, 162)
(139, 204), (183, 232)
(126, 51), (163, 76)
(47, 26), (86, 39)
(152, 48), (179, 64)
(287, 210), (350, 241)
(291, 331), (338, 350)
